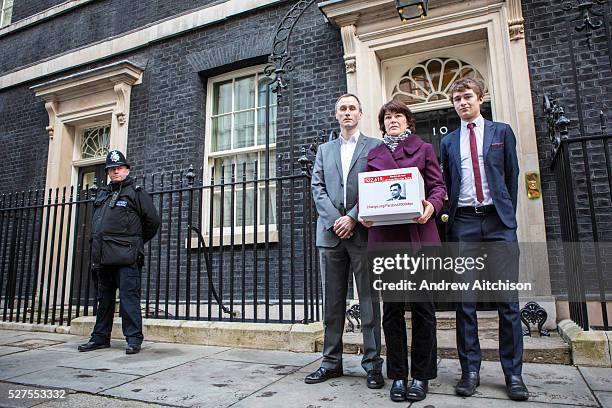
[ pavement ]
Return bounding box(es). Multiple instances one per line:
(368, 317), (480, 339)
(0, 329), (610, 408)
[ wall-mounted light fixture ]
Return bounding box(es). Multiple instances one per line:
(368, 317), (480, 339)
(395, 0), (428, 21)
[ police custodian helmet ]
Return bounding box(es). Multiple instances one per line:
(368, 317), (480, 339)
(105, 149), (130, 170)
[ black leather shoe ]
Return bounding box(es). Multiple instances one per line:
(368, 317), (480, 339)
(390, 379), (407, 402)
(78, 341), (110, 352)
(304, 367), (342, 384)
(366, 370), (384, 389)
(505, 375), (529, 401)
(455, 371), (480, 397)
(125, 344), (141, 355)
(406, 379), (428, 401)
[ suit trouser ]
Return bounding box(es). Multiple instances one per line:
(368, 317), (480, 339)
(449, 210), (523, 376)
(318, 241), (383, 372)
(91, 266), (143, 346)
(383, 300), (437, 380)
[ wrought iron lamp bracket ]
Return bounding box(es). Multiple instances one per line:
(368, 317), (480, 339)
(562, 0), (608, 49)
(264, 0), (318, 97)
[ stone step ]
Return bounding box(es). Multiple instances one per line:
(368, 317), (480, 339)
(316, 328), (571, 365)
(405, 311), (500, 330)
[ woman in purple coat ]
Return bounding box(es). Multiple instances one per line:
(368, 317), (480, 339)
(360, 99), (446, 402)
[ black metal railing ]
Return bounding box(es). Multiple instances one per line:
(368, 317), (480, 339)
(0, 158), (321, 326)
(546, 96), (611, 331)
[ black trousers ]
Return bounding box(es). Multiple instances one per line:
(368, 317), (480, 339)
(319, 242), (383, 373)
(383, 301), (437, 380)
(450, 211), (523, 376)
(90, 266), (143, 346)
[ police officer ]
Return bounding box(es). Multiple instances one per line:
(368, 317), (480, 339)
(78, 150), (160, 355)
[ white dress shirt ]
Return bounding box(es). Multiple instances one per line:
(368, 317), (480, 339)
(458, 115), (493, 207)
(340, 129), (360, 207)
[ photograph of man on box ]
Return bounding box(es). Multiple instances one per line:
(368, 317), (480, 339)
(359, 99), (446, 402)
(387, 183), (407, 201)
(439, 78), (528, 401)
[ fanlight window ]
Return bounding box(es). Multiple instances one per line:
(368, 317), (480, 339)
(81, 125), (110, 159)
(391, 58), (488, 106)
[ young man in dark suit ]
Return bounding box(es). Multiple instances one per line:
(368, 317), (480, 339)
(439, 78), (528, 401)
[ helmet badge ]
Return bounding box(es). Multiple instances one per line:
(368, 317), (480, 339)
(110, 150), (120, 163)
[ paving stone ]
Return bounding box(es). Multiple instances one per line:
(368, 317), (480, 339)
(8, 332), (83, 342)
(35, 393), (166, 407)
(102, 357), (300, 407)
(40, 338), (124, 353)
(0, 331), (29, 345)
(5, 338), (63, 349)
(8, 366), (139, 394)
(233, 371), (396, 408)
(411, 393), (592, 407)
(297, 353), (412, 378)
(433, 359), (600, 406)
(579, 366), (612, 392)
(0, 381), (64, 408)
(0, 346), (27, 357)
(212, 348), (320, 367)
(0, 350), (96, 381)
(594, 391), (612, 408)
(61, 342), (229, 375)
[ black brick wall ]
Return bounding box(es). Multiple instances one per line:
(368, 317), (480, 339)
(11, 0), (66, 22)
(1, 0), (238, 74)
(522, 0), (612, 297)
(0, 1), (345, 305)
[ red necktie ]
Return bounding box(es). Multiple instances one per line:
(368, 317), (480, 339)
(467, 122), (484, 203)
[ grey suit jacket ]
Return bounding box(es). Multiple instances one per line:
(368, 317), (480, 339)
(311, 133), (382, 248)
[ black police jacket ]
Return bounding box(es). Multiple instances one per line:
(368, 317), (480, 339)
(90, 176), (160, 269)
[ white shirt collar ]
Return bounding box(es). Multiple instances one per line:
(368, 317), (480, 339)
(461, 115), (484, 130)
(340, 129), (360, 144)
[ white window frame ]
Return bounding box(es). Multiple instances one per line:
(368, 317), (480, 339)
(203, 64), (278, 245)
(72, 120), (112, 168)
(0, 0), (12, 28)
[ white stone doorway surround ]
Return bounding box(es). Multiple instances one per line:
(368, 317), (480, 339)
(319, 0), (556, 327)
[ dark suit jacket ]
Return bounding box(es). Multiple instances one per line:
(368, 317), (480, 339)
(439, 120), (520, 229)
(311, 133), (382, 248)
(365, 134), (446, 246)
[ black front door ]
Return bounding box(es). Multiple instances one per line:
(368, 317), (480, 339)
(413, 102), (493, 158)
(72, 164), (106, 305)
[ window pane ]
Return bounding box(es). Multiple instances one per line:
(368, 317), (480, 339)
(211, 114), (231, 152)
(237, 152), (259, 180)
(257, 150), (276, 178)
(213, 156), (233, 184)
(234, 111), (255, 149)
(213, 81), (232, 115)
(259, 185), (277, 225)
(235, 76), (256, 111)
(212, 192), (233, 228)
(81, 125), (110, 159)
(236, 188), (255, 227)
(258, 77), (277, 108)
(257, 106), (277, 145)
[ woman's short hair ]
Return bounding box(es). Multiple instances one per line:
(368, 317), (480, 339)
(378, 99), (416, 135)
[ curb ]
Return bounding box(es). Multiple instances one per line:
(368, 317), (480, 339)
(557, 319), (612, 367)
(69, 317), (324, 352)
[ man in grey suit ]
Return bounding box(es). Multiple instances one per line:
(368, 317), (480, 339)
(305, 94), (384, 389)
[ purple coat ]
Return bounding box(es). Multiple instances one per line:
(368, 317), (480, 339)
(365, 134), (447, 247)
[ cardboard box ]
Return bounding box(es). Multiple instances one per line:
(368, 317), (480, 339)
(358, 167), (425, 225)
